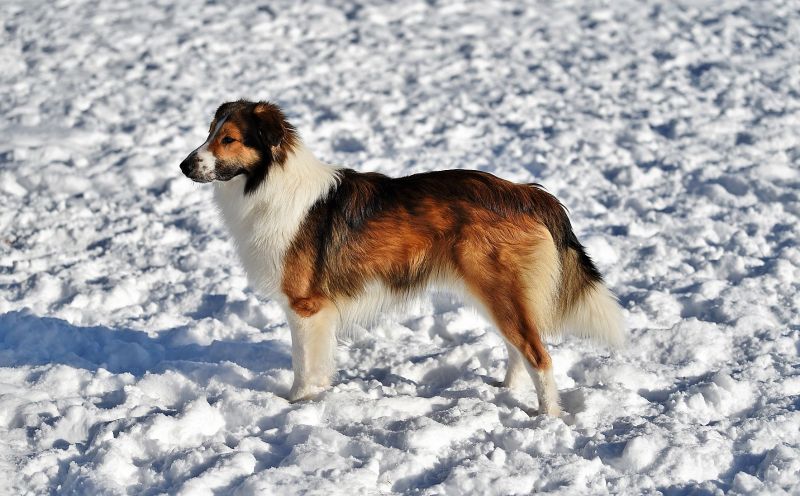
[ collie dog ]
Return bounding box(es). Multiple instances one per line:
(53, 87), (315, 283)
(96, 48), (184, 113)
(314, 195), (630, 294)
(180, 100), (624, 416)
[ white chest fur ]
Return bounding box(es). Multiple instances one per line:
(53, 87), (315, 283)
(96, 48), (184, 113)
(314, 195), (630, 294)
(212, 145), (340, 298)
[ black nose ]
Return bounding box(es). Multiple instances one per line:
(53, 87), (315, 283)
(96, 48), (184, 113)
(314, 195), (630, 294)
(180, 154), (195, 176)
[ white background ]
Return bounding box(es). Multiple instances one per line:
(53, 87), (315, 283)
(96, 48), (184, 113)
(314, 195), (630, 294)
(1, 0), (798, 494)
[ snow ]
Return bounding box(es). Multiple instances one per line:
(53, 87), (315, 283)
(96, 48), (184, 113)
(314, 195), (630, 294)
(1, 0), (799, 494)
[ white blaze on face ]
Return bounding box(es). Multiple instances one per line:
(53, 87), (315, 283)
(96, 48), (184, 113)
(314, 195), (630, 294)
(192, 115), (228, 181)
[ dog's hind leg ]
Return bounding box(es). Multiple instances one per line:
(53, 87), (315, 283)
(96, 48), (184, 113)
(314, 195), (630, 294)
(499, 307), (560, 416)
(459, 224), (562, 416)
(285, 300), (338, 402)
(462, 274), (561, 415)
(502, 310), (560, 416)
(527, 358), (559, 416)
(503, 341), (529, 390)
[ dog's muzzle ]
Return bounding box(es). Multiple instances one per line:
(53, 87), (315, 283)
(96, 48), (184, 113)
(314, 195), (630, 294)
(180, 153), (196, 176)
(180, 153), (212, 183)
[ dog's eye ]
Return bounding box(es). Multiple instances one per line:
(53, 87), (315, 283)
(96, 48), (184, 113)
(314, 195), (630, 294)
(221, 136), (235, 145)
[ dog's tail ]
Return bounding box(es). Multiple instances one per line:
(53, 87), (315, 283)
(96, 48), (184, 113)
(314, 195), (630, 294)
(548, 209), (625, 347)
(555, 241), (625, 346)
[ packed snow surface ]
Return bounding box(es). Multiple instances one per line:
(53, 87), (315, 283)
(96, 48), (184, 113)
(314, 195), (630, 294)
(1, 0), (799, 494)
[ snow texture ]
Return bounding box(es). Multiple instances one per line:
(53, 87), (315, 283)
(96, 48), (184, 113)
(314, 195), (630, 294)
(1, 0), (799, 494)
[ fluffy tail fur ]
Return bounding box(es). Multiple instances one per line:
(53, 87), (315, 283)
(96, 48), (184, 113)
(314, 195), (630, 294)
(554, 222), (625, 347)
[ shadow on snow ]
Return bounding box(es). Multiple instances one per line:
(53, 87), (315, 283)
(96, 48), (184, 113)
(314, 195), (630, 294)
(0, 309), (291, 377)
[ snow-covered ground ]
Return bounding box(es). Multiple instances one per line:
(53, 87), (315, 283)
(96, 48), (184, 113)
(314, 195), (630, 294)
(1, 0), (799, 493)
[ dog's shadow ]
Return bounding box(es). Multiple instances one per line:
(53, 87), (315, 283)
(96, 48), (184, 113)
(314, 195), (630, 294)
(0, 309), (292, 388)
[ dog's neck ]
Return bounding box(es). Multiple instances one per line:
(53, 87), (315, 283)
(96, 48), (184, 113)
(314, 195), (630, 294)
(215, 141), (339, 214)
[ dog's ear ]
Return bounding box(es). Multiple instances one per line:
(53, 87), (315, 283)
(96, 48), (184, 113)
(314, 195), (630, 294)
(252, 101), (288, 149)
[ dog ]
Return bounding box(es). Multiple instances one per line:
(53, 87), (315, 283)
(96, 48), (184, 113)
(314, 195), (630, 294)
(179, 100), (624, 416)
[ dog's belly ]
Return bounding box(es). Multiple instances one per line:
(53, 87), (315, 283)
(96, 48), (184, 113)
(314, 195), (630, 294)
(331, 273), (475, 332)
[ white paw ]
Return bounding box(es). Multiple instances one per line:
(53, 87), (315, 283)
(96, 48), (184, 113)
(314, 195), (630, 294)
(502, 374), (528, 390)
(538, 403), (562, 417)
(288, 383), (327, 403)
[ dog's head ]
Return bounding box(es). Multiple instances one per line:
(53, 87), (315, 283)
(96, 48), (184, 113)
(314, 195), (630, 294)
(180, 100), (297, 193)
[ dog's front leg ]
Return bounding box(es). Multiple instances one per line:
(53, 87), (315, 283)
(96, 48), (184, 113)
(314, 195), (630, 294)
(286, 306), (337, 402)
